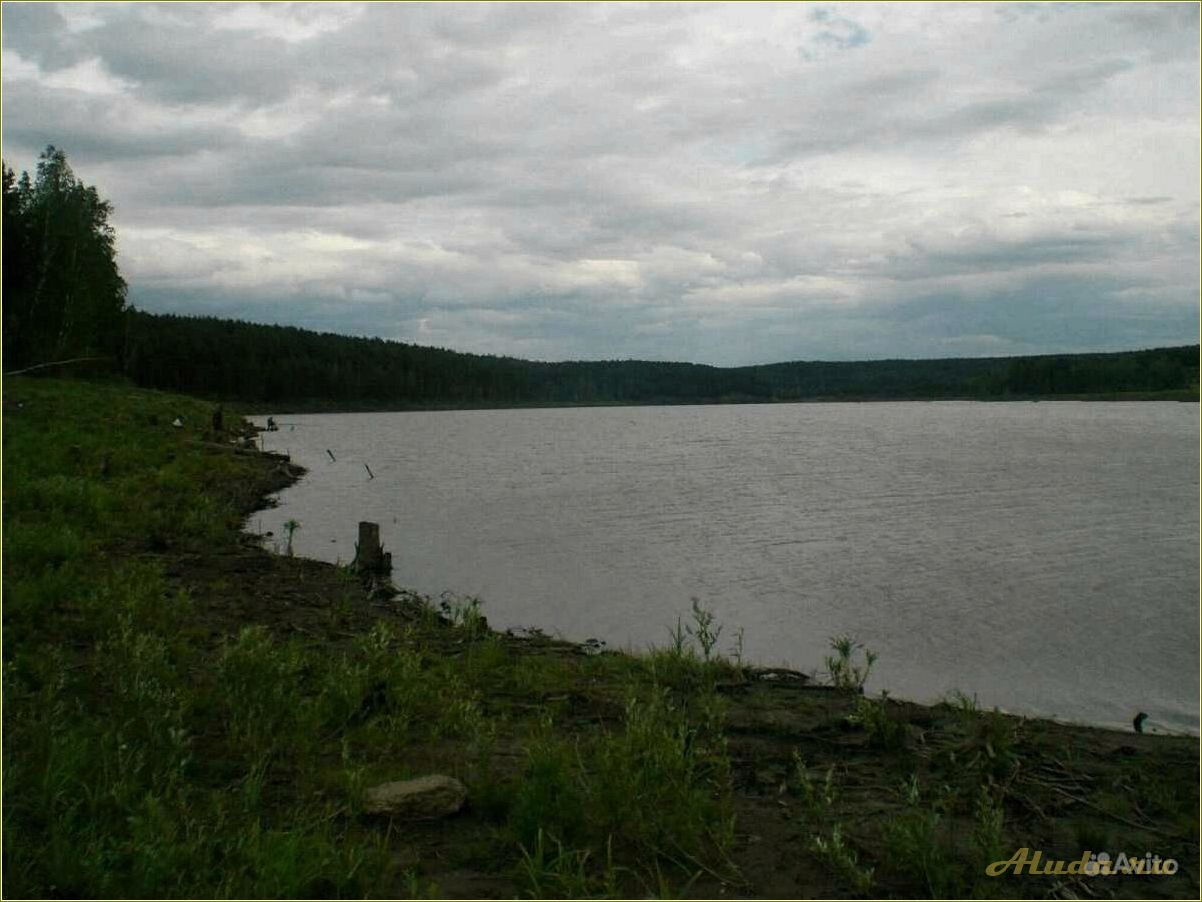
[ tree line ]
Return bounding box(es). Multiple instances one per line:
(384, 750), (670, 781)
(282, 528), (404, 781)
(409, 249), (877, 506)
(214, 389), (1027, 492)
(4, 146), (1197, 405)
(3, 147), (127, 372)
(122, 311), (1199, 408)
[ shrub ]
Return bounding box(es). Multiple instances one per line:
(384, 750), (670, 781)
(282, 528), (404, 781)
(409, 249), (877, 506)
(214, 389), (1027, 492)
(825, 635), (877, 692)
(848, 691), (905, 749)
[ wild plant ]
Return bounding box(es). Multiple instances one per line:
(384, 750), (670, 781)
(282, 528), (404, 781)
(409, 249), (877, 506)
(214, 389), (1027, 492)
(970, 784), (1005, 880)
(283, 518), (301, 555)
(338, 737), (368, 815)
(400, 869), (443, 900)
(943, 700), (1020, 791)
(518, 828), (611, 898)
(436, 696), (487, 740)
(668, 614), (689, 657)
(240, 754), (272, 814)
(324, 589), (356, 627)
(438, 592), (487, 639)
(639, 861), (702, 900)
(791, 754), (874, 893)
(847, 691), (905, 749)
(462, 633), (511, 690)
(946, 689), (980, 717)
(881, 773), (963, 898)
(651, 599), (738, 693)
(317, 650), (373, 732)
(465, 710), (500, 795)
(322, 621), (431, 739)
(686, 596), (723, 662)
(1, 379), (404, 898)
(729, 625), (746, 673)
(586, 687), (733, 860)
(791, 751), (838, 823)
(811, 825), (875, 895)
(507, 722), (587, 852)
(824, 635), (877, 692)
(216, 626), (309, 753)
(508, 686), (735, 893)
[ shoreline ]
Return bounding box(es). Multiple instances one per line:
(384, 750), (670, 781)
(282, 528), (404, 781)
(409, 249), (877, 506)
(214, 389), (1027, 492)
(249, 482), (1202, 740)
(5, 375), (1197, 899)
(243, 389), (1200, 416)
(252, 416), (1201, 742)
(242, 422), (1202, 892)
(261, 544), (1199, 741)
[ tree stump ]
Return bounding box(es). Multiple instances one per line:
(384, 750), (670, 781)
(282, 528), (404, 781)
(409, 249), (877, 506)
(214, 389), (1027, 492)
(354, 521), (392, 575)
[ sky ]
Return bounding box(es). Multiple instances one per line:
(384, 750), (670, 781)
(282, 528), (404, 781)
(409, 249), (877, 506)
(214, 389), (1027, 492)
(2, 1), (1198, 366)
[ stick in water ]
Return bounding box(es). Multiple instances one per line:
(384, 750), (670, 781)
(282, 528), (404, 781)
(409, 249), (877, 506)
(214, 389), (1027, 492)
(364, 463), (375, 479)
(326, 449), (336, 462)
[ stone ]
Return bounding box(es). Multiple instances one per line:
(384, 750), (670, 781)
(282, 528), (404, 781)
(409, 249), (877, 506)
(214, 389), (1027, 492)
(362, 775), (467, 819)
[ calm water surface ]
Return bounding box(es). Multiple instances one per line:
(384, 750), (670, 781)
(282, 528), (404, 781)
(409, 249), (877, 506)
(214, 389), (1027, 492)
(255, 402), (1199, 734)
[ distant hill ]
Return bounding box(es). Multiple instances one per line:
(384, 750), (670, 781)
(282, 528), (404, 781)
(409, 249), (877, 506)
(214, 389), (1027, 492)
(121, 310), (1199, 409)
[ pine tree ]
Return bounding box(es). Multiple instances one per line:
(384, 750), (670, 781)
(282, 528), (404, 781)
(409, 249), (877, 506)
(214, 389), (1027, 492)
(2, 146), (127, 370)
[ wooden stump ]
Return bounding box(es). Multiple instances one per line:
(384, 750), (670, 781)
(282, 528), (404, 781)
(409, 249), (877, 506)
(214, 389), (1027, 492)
(354, 521), (392, 575)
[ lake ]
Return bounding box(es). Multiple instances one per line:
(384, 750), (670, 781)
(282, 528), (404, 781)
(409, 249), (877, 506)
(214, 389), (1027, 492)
(254, 401), (1200, 734)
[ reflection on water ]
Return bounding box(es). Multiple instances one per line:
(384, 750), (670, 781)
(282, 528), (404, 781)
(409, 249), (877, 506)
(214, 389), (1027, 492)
(256, 401), (1200, 734)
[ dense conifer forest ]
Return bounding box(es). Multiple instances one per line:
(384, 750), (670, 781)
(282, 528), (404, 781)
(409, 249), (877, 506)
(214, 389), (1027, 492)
(121, 310), (1199, 408)
(4, 146), (1197, 408)
(3, 148), (126, 372)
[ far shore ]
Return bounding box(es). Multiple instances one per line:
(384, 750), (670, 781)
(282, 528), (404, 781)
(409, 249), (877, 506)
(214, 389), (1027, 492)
(243, 388), (1200, 416)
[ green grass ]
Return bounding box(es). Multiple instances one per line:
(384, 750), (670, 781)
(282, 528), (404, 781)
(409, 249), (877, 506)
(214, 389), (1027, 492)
(847, 691), (906, 750)
(2, 376), (742, 898)
(5, 376), (1198, 899)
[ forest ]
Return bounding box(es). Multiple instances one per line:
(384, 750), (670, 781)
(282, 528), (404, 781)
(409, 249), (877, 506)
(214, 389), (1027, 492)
(4, 146), (1198, 408)
(3, 147), (126, 372)
(121, 310), (1199, 408)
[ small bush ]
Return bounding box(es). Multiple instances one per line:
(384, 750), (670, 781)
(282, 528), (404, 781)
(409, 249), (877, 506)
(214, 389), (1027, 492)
(880, 775), (964, 898)
(646, 598), (738, 693)
(438, 592), (488, 639)
(847, 691), (905, 750)
(791, 751), (838, 823)
(944, 703), (1020, 791)
(824, 635), (877, 692)
(811, 825), (875, 895)
(791, 754), (874, 894)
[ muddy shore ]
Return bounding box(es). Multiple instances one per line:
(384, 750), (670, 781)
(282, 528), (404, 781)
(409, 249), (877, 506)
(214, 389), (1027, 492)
(205, 424), (1199, 899)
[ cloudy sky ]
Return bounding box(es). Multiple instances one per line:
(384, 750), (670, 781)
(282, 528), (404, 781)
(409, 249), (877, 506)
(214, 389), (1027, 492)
(2, 2), (1198, 365)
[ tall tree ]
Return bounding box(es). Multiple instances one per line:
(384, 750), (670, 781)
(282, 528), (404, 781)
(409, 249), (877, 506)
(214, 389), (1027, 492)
(2, 146), (127, 370)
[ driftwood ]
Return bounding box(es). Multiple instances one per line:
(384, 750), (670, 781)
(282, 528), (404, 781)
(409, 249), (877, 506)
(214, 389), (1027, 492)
(751, 666), (812, 683)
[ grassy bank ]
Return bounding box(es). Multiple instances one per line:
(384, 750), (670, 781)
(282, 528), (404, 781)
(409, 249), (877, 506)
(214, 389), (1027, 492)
(3, 377), (1198, 898)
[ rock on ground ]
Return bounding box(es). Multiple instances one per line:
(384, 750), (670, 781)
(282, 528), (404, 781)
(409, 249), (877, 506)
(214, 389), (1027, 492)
(362, 775), (467, 819)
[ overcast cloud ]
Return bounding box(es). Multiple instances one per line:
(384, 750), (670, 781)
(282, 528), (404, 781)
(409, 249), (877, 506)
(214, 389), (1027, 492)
(2, 1), (1198, 364)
